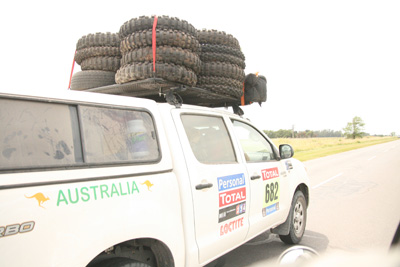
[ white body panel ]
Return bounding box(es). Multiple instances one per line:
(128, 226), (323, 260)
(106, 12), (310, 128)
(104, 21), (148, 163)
(0, 88), (310, 267)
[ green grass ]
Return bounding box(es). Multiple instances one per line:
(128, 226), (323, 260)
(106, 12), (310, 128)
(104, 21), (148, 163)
(271, 136), (398, 161)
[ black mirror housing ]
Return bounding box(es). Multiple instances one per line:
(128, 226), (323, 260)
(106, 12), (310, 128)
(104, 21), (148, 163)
(279, 144), (294, 159)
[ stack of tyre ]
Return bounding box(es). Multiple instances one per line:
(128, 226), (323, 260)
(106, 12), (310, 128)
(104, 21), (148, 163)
(197, 29), (246, 100)
(71, 32), (121, 90)
(116, 16), (201, 87)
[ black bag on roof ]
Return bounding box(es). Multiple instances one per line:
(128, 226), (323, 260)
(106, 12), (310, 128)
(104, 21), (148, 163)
(243, 73), (267, 106)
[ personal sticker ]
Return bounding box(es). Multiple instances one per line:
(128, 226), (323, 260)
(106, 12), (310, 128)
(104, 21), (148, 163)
(218, 173), (245, 191)
(263, 203), (280, 217)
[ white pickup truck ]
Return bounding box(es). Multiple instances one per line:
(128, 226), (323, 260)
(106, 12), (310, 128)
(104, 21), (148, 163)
(0, 87), (310, 267)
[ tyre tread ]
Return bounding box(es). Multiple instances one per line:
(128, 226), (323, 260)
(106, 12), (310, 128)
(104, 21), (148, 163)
(80, 57), (121, 72)
(70, 70), (115, 91)
(115, 62), (197, 86)
(121, 46), (200, 73)
(198, 29), (240, 49)
(75, 46), (121, 65)
(200, 44), (245, 60)
(200, 52), (245, 68)
(76, 32), (120, 50)
(119, 15), (197, 39)
(200, 62), (245, 82)
(120, 29), (200, 53)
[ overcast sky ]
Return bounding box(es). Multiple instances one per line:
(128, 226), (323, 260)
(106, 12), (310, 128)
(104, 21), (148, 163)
(1, 0), (399, 135)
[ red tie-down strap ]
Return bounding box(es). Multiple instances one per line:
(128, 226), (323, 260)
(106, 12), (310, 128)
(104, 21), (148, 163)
(241, 82), (245, 105)
(152, 16), (158, 73)
(68, 50), (76, 89)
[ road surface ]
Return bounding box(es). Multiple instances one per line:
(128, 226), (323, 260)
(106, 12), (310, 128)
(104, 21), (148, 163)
(207, 139), (400, 266)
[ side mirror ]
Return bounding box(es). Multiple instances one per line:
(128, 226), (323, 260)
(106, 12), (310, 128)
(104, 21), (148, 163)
(279, 144), (294, 159)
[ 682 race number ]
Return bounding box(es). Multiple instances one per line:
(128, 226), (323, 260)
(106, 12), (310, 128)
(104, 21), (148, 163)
(265, 181), (279, 204)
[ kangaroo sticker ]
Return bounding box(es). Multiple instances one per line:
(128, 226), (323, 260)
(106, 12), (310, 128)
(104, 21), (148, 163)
(25, 193), (50, 208)
(141, 180), (154, 191)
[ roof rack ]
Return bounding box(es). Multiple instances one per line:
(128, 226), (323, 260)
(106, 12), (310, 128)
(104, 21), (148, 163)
(85, 78), (240, 108)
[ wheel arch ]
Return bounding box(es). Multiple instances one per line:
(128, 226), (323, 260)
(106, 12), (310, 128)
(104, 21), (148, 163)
(295, 183), (309, 207)
(87, 237), (175, 267)
(271, 183), (309, 236)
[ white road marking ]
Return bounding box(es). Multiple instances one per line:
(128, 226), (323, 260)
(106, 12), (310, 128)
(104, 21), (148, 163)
(312, 172), (343, 189)
(368, 156), (377, 161)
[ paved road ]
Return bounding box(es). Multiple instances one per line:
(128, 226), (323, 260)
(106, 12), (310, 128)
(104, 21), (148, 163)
(208, 140), (400, 266)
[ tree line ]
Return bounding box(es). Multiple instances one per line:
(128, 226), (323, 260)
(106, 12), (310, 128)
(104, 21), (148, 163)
(263, 129), (343, 138)
(263, 117), (397, 139)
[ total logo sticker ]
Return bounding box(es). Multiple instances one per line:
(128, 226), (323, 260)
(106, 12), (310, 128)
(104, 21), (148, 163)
(219, 187), (246, 208)
(262, 167), (279, 180)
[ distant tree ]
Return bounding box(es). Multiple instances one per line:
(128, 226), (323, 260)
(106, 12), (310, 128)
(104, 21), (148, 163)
(391, 132), (396, 137)
(265, 129), (343, 138)
(264, 129), (293, 138)
(276, 129), (292, 138)
(296, 131), (306, 138)
(343, 116), (365, 139)
(305, 130), (315, 138)
(315, 129), (343, 137)
(295, 130), (316, 138)
(264, 130), (277, 138)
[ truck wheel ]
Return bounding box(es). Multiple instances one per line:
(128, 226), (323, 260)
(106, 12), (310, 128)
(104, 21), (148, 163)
(75, 46), (121, 65)
(200, 62), (245, 82)
(198, 29), (240, 49)
(92, 257), (151, 267)
(70, 70), (115, 91)
(119, 15), (197, 39)
(198, 84), (243, 99)
(76, 32), (120, 50)
(80, 57), (121, 72)
(279, 191), (307, 244)
(200, 44), (245, 60)
(197, 76), (243, 89)
(200, 52), (245, 69)
(120, 46), (201, 74)
(115, 62), (197, 86)
(120, 29), (200, 53)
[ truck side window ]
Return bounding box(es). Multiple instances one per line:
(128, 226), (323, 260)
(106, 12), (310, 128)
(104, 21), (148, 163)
(0, 99), (82, 170)
(79, 106), (159, 163)
(232, 120), (276, 162)
(181, 114), (237, 164)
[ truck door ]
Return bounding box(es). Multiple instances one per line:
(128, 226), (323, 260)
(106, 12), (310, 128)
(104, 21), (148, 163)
(173, 112), (250, 264)
(231, 120), (291, 239)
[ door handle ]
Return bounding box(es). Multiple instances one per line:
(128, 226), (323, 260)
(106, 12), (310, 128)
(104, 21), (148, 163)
(251, 175), (261, 180)
(195, 183), (213, 190)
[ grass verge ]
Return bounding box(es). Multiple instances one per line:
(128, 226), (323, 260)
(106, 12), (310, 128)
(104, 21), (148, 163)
(271, 136), (398, 162)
